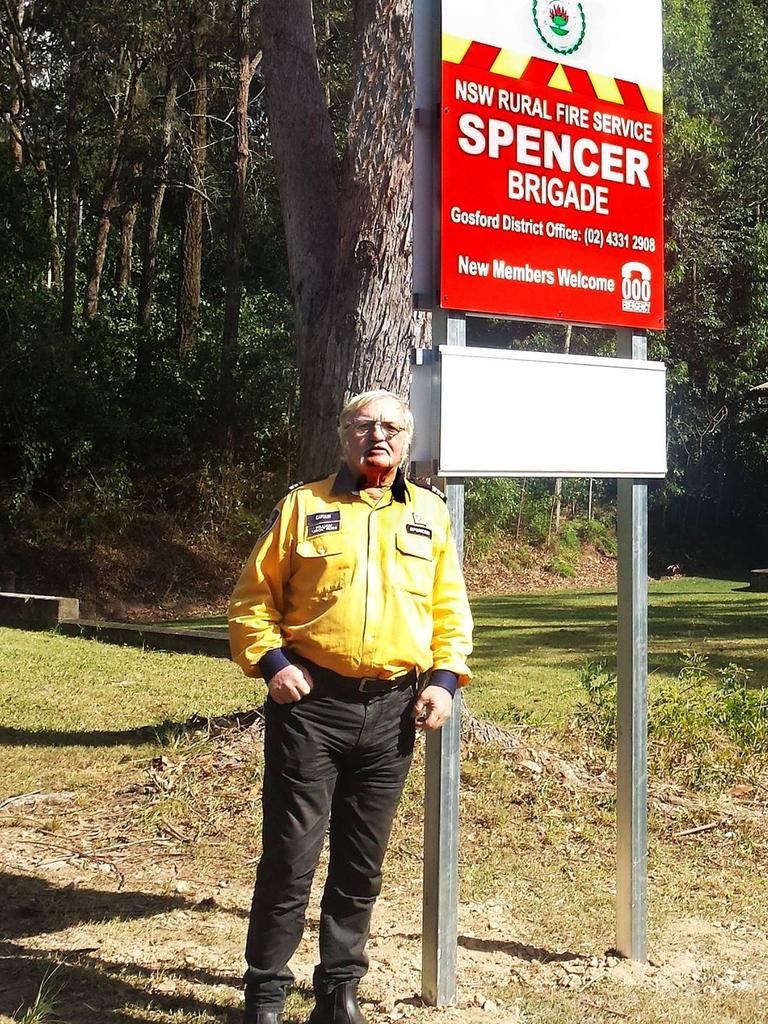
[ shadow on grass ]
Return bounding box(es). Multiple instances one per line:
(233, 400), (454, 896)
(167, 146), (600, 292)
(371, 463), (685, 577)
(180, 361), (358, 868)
(0, 709), (264, 748)
(1, 941), (243, 1023)
(0, 721), (189, 748)
(0, 872), (290, 1024)
(3, 940), (311, 1024)
(471, 594), (768, 681)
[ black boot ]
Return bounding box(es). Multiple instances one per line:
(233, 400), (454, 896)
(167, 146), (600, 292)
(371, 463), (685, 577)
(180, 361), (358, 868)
(243, 1008), (283, 1024)
(307, 982), (366, 1024)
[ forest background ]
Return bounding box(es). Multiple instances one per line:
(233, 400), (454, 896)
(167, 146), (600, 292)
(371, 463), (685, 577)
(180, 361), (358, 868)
(1, 0), (768, 616)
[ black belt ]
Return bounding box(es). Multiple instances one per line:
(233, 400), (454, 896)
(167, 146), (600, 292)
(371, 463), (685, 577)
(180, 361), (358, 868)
(295, 658), (417, 697)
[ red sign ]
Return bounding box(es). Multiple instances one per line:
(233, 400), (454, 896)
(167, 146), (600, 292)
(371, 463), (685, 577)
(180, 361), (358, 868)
(440, 46), (665, 328)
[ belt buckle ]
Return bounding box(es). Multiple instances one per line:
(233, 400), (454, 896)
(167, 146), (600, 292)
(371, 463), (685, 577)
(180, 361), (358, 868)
(357, 677), (381, 693)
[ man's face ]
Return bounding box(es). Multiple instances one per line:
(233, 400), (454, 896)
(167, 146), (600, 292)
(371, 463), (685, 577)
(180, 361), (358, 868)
(341, 397), (409, 480)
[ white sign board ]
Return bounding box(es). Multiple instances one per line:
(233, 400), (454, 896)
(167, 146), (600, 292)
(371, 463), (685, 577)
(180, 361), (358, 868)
(412, 346), (666, 477)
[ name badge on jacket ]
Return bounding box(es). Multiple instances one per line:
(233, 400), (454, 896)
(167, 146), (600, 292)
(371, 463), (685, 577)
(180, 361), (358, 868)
(307, 511), (341, 536)
(406, 523), (432, 539)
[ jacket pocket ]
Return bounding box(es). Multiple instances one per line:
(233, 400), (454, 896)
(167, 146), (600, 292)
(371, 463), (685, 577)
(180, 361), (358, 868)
(294, 537), (350, 596)
(395, 531), (434, 597)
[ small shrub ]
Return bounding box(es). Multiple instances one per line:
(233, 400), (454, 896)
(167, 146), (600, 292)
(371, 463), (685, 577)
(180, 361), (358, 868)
(549, 554), (577, 578)
(575, 516), (617, 557)
(575, 650), (768, 788)
(500, 542), (533, 571)
(574, 659), (617, 746)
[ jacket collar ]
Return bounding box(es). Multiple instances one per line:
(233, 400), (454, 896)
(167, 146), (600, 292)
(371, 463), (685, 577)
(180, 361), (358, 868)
(331, 463), (410, 503)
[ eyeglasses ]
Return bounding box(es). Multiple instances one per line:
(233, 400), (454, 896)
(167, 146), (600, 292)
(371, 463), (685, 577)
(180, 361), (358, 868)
(345, 418), (405, 440)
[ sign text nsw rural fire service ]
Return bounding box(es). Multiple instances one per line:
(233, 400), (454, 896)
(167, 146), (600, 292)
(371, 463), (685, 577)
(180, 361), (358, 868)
(440, 0), (664, 327)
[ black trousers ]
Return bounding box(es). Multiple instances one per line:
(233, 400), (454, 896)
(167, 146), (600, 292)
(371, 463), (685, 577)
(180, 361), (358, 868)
(244, 681), (417, 1012)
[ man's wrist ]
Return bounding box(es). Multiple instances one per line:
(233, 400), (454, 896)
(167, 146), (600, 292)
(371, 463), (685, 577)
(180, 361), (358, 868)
(428, 670), (459, 696)
(259, 649), (291, 682)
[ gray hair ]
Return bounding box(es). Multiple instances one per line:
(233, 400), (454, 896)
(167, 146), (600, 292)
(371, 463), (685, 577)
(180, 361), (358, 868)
(338, 390), (414, 462)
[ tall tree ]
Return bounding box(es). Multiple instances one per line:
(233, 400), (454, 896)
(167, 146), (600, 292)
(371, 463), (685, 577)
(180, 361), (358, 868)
(4, 0), (23, 169)
(219, 0), (260, 452)
(261, 0), (417, 476)
(116, 159), (143, 292)
(1, 0), (63, 287)
(83, 45), (142, 318)
(61, 42), (83, 336)
(177, 0), (210, 355)
(137, 60), (179, 329)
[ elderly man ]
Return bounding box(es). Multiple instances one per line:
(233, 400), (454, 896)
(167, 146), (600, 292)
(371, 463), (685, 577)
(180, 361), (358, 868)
(229, 389), (473, 1024)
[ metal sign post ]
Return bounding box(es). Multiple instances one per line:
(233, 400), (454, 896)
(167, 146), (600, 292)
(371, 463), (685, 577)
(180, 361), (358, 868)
(412, 0), (660, 1002)
(421, 309), (465, 1007)
(615, 328), (649, 961)
(414, 0), (465, 1001)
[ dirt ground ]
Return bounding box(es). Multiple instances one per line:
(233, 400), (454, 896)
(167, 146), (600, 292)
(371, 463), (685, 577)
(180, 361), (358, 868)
(3, 730), (768, 1024)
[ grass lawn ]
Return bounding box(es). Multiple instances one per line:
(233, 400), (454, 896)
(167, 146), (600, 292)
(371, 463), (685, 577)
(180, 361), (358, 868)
(470, 575), (768, 723)
(1, 576), (767, 1024)
(169, 576), (768, 724)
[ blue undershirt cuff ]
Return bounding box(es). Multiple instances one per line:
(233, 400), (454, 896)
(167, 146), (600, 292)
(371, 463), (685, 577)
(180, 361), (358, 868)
(259, 648), (291, 681)
(429, 670), (459, 696)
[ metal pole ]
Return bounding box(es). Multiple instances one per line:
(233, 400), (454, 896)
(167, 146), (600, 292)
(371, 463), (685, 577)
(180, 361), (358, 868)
(615, 328), (649, 962)
(421, 308), (465, 1006)
(413, 0), (465, 1002)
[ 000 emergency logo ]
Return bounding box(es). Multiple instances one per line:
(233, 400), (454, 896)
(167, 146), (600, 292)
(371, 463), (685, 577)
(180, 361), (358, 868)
(532, 0), (586, 55)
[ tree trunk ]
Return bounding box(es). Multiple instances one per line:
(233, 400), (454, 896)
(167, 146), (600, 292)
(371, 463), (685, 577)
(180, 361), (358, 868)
(515, 479), (527, 546)
(7, 93), (23, 170)
(177, 3), (209, 356)
(34, 157), (62, 290)
(84, 176), (119, 317)
(261, 0), (417, 478)
(61, 50), (82, 335)
(117, 162), (143, 293)
(61, 163), (81, 334)
(6, 0), (24, 169)
(137, 65), (178, 330)
(117, 199), (139, 292)
(219, 1), (259, 453)
(2, 0), (61, 284)
(84, 54), (140, 319)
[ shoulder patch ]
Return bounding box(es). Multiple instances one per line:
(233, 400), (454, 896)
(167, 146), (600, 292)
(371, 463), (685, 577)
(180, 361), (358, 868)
(288, 474), (326, 492)
(258, 507), (280, 538)
(411, 478), (447, 502)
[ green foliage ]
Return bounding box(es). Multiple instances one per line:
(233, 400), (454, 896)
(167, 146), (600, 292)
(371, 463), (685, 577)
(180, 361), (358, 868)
(574, 659), (617, 746)
(3, 0), (768, 559)
(659, 0), (768, 537)
(574, 516), (617, 557)
(658, 650), (768, 753)
(0, 264), (297, 535)
(464, 478), (617, 568)
(576, 649), (768, 787)
(0, 0), (297, 543)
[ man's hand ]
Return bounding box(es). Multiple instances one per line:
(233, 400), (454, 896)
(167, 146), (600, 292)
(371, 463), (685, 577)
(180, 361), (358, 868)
(268, 663), (314, 704)
(412, 684), (453, 731)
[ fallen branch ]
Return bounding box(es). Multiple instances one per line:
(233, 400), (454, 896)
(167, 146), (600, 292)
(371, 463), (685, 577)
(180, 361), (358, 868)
(674, 821), (720, 838)
(0, 790), (43, 810)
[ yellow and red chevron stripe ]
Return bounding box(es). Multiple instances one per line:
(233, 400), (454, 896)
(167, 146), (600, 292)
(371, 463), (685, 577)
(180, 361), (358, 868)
(442, 33), (663, 115)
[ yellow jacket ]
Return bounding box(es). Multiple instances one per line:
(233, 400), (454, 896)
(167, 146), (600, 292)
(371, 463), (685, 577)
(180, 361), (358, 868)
(228, 467), (473, 685)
